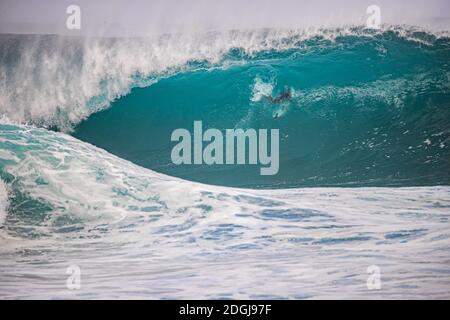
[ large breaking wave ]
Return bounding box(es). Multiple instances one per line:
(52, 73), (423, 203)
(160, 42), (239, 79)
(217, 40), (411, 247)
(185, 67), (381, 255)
(0, 26), (449, 299)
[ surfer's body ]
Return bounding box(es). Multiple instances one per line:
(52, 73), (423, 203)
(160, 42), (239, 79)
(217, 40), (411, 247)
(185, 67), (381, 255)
(265, 88), (292, 104)
(265, 87), (292, 119)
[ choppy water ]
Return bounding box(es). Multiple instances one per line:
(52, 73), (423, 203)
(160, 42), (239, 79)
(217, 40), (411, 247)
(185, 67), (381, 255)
(0, 26), (449, 299)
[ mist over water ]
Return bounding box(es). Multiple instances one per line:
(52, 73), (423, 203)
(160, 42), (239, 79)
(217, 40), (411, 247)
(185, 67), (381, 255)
(1, 0), (450, 36)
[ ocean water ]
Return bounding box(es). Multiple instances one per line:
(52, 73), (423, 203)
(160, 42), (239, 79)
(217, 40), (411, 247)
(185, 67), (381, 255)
(0, 26), (450, 299)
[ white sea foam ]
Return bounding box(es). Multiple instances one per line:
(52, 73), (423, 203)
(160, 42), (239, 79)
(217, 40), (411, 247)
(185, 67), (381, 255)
(0, 123), (449, 299)
(250, 76), (274, 102)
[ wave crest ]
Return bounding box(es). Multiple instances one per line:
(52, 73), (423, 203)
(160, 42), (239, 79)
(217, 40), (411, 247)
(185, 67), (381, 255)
(0, 25), (448, 130)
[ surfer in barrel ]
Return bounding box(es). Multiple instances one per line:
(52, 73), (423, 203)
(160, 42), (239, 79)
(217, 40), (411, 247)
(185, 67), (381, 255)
(264, 86), (292, 104)
(264, 86), (292, 119)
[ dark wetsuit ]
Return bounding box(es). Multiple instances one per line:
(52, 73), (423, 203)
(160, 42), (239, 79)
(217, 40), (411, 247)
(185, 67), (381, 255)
(265, 89), (292, 119)
(265, 90), (292, 104)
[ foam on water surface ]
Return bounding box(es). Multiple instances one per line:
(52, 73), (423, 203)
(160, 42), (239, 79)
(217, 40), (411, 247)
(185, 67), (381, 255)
(0, 123), (449, 299)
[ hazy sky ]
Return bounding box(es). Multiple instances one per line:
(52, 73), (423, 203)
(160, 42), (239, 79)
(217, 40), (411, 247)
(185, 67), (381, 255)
(1, 0), (449, 36)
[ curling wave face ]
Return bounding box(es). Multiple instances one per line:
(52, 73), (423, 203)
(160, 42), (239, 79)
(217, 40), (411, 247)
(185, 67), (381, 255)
(69, 26), (449, 188)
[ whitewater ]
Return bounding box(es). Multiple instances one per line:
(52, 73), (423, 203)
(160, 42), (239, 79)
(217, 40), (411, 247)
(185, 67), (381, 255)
(0, 26), (449, 299)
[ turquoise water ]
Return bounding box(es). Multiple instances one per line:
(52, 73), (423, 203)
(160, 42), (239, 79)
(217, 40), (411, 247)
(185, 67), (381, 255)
(74, 30), (450, 187)
(0, 27), (450, 299)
